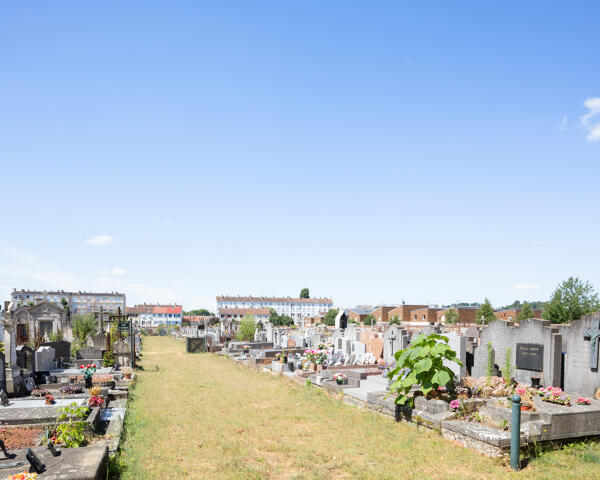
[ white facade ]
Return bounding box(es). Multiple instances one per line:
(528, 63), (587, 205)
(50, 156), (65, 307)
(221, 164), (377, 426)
(11, 289), (126, 316)
(216, 296), (333, 323)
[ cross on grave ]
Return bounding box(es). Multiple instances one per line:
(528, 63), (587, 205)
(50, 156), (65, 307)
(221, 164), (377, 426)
(389, 332), (396, 352)
(583, 319), (600, 370)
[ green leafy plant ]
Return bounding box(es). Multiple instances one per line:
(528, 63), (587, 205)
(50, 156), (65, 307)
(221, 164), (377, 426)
(387, 333), (462, 407)
(499, 419), (509, 431)
(54, 402), (90, 448)
(236, 315), (256, 341)
(103, 348), (115, 367)
(49, 328), (63, 342)
(500, 347), (514, 385)
(486, 341), (494, 384)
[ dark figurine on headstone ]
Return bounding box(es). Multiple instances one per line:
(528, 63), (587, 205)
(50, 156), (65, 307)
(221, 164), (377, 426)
(0, 440), (15, 459)
(0, 390), (8, 407)
(26, 448), (46, 474)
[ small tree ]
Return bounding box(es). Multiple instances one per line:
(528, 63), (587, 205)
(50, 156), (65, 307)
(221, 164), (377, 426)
(389, 315), (400, 325)
(444, 308), (459, 325)
(543, 277), (600, 324)
(300, 288), (310, 299)
(500, 347), (514, 384)
(517, 302), (535, 322)
(388, 333), (462, 407)
(72, 314), (98, 344)
(363, 314), (375, 326)
(323, 309), (338, 326)
(476, 298), (496, 324)
(236, 315), (256, 341)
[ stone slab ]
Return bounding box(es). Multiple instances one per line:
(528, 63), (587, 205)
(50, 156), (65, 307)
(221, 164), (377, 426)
(0, 444), (107, 479)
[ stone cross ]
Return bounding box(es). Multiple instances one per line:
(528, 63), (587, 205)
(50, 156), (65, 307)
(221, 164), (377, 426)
(388, 331), (396, 353)
(583, 319), (600, 370)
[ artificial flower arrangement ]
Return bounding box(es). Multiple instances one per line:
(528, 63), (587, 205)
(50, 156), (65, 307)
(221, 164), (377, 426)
(2, 472), (38, 480)
(79, 364), (97, 379)
(304, 349), (327, 364)
(241, 345), (250, 354)
(44, 393), (55, 405)
(576, 397), (591, 405)
(88, 395), (104, 407)
(333, 372), (347, 385)
(60, 385), (83, 395)
(538, 386), (571, 406)
(449, 399), (461, 411)
(515, 387), (535, 410)
(31, 389), (49, 397)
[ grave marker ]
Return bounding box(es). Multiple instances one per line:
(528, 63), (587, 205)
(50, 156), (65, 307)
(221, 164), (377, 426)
(516, 343), (544, 372)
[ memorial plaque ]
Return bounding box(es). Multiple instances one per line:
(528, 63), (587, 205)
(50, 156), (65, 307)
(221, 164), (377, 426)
(516, 343), (544, 372)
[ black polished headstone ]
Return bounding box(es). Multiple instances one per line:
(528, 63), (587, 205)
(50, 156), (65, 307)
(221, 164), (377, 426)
(26, 448), (45, 474)
(516, 343), (544, 372)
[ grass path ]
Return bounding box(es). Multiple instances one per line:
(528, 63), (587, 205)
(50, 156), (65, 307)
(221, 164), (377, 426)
(118, 336), (600, 479)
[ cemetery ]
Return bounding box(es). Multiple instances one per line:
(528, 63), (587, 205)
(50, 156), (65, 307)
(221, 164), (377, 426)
(209, 311), (600, 461)
(0, 302), (138, 479)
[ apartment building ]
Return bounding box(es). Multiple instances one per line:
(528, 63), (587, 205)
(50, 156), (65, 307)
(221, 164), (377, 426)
(127, 304), (183, 327)
(11, 289), (126, 316)
(216, 295), (333, 323)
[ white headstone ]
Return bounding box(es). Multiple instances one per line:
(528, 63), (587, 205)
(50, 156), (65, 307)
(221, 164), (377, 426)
(34, 346), (56, 372)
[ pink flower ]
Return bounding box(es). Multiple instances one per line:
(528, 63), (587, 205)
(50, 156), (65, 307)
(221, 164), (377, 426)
(449, 400), (461, 410)
(516, 388), (527, 396)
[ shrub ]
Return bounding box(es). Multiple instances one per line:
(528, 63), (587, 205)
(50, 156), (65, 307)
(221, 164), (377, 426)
(54, 402), (89, 448)
(387, 333), (462, 407)
(236, 316), (256, 341)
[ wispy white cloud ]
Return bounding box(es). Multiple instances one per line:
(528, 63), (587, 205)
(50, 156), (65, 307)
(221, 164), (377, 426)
(85, 235), (114, 246)
(111, 268), (126, 276)
(510, 284), (540, 290)
(581, 97), (600, 142)
(98, 276), (111, 282)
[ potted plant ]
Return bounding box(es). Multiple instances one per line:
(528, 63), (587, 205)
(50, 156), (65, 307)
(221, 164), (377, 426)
(79, 363), (97, 389)
(280, 349), (287, 364)
(515, 387), (535, 411)
(45, 393), (55, 405)
(241, 345), (250, 356)
(121, 366), (133, 380)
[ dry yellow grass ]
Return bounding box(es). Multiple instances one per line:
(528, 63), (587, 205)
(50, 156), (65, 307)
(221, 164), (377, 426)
(118, 336), (600, 479)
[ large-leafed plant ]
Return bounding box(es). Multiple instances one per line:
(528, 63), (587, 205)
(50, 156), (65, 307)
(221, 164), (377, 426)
(387, 333), (462, 407)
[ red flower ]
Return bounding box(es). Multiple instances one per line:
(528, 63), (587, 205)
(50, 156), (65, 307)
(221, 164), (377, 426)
(91, 364), (97, 368)
(86, 364), (91, 369)
(79, 365), (84, 369)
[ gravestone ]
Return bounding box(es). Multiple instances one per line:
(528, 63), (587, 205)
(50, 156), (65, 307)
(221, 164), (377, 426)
(186, 337), (206, 353)
(383, 325), (409, 364)
(13, 373), (27, 396)
(561, 313), (600, 396)
(0, 357), (6, 394)
(351, 340), (366, 356)
(367, 337), (384, 361)
(76, 347), (103, 361)
(41, 341), (71, 363)
(34, 346), (56, 372)
(444, 333), (467, 381)
(0, 389), (8, 406)
(516, 343), (544, 372)
(16, 345), (34, 372)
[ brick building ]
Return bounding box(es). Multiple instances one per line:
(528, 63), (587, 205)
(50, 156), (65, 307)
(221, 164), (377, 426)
(387, 304), (429, 323)
(494, 308), (543, 322)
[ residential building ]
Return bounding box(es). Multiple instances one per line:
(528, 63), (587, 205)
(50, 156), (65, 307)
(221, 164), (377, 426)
(11, 289), (126, 316)
(127, 304), (183, 327)
(347, 307), (374, 323)
(216, 295), (333, 323)
(409, 307), (443, 324)
(387, 304), (429, 323)
(370, 306), (397, 323)
(494, 308), (543, 322)
(437, 306), (478, 325)
(218, 308), (270, 324)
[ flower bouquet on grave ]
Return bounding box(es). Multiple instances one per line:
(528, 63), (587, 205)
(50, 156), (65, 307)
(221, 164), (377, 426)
(44, 393), (55, 405)
(88, 395), (104, 408)
(241, 345), (250, 354)
(576, 397), (591, 406)
(3, 472), (38, 480)
(60, 385), (83, 395)
(31, 389), (49, 397)
(333, 372), (347, 385)
(538, 386), (571, 406)
(79, 364), (97, 389)
(314, 349), (328, 365)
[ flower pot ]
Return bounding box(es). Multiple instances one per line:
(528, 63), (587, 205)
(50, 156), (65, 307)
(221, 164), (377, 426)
(521, 404), (533, 412)
(85, 376), (93, 389)
(124, 373), (132, 379)
(316, 364), (324, 372)
(310, 363), (317, 372)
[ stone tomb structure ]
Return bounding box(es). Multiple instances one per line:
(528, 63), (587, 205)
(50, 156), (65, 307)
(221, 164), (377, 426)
(383, 325), (409, 364)
(472, 319), (562, 387)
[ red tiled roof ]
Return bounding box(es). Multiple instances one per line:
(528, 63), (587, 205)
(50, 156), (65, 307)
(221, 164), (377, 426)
(218, 308), (270, 316)
(126, 305), (182, 315)
(183, 315), (213, 322)
(216, 296), (332, 305)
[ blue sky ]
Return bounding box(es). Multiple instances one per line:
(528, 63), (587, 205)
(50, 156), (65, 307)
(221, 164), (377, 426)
(1, 1), (599, 311)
